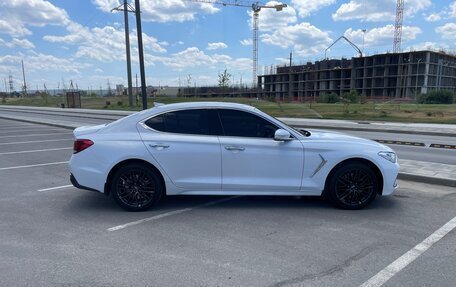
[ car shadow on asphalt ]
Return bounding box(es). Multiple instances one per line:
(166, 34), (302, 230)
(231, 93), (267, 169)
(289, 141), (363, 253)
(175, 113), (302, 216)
(66, 190), (399, 215)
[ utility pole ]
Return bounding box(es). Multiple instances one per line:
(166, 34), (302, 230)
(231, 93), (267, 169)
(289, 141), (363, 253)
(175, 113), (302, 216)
(135, 0), (148, 109)
(111, 1), (134, 107)
(21, 60), (27, 96)
(135, 73), (139, 107)
(8, 73), (14, 94)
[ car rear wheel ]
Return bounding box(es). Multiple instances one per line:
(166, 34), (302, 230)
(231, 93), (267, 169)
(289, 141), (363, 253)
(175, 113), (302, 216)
(111, 164), (163, 211)
(326, 163), (379, 210)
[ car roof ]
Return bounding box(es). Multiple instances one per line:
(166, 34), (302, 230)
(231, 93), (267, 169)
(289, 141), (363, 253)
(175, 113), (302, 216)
(104, 101), (258, 132)
(152, 101), (256, 112)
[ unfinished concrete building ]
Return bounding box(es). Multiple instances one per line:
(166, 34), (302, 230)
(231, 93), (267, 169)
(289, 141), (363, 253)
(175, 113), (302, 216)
(258, 50), (456, 101)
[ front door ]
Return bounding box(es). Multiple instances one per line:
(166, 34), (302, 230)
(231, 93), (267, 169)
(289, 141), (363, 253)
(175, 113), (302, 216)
(217, 109), (304, 191)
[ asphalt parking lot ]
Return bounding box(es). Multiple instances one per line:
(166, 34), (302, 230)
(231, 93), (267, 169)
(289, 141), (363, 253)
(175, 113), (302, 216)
(1, 118), (455, 287)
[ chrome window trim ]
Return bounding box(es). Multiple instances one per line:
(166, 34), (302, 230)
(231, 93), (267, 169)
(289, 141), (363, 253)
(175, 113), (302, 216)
(138, 106), (299, 140)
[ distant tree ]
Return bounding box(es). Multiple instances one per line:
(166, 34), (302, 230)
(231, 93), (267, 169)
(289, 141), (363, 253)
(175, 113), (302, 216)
(218, 69), (231, 90)
(341, 90), (360, 113)
(342, 90), (360, 103)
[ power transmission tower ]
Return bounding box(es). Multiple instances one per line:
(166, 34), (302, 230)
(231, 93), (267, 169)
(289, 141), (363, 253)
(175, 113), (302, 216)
(111, 0), (134, 107)
(393, 0), (404, 53)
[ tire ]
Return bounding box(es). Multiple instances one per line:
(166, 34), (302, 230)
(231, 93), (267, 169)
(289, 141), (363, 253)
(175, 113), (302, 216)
(326, 163), (379, 210)
(111, 164), (164, 211)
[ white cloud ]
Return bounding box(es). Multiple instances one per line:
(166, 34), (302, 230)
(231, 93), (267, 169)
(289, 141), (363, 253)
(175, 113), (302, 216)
(158, 47), (217, 70)
(406, 42), (450, 51)
(0, 0), (69, 36)
(344, 25), (421, 47)
(0, 38), (35, 49)
(207, 42), (228, 50)
(436, 22), (456, 40)
(261, 23), (332, 56)
(291, 0), (336, 18)
(450, 1), (456, 18)
(333, 0), (431, 22)
(0, 52), (90, 75)
(240, 39), (253, 46)
(0, 20), (31, 37)
(92, 0), (120, 12)
(140, 47), (251, 74)
(249, 1), (297, 32)
(92, 0), (219, 23)
(424, 13), (441, 22)
(44, 22), (167, 63)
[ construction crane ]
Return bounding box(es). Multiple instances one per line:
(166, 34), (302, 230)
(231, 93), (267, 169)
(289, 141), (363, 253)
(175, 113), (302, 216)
(324, 36), (363, 59)
(189, 0), (287, 88)
(393, 0), (404, 53)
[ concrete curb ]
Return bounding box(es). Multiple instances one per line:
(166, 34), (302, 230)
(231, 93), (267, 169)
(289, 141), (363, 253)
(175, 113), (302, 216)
(1, 114), (455, 189)
(398, 173), (456, 188)
(0, 115), (77, 130)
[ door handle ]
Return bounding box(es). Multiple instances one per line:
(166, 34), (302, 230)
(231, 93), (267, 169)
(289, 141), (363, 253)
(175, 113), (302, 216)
(225, 146), (245, 151)
(149, 143), (170, 149)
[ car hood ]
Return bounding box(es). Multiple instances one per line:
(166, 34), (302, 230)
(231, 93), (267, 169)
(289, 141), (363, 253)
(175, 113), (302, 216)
(304, 129), (391, 150)
(73, 124), (107, 137)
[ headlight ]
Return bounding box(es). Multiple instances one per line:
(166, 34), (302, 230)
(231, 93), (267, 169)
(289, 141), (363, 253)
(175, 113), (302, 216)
(378, 151), (397, 163)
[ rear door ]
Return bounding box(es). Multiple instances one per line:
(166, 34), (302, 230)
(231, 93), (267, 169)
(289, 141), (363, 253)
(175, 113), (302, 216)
(217, 109), (304, 191)
(138, 108), (222, 190)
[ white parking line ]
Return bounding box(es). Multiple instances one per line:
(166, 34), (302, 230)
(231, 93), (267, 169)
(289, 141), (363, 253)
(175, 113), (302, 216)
(107, 196), (238, 232)
(0, 132), (72, 139)
(0, 128), (66, 135)
(359, 216), (456, 287)
(0, 161), (69, 171)
(0, 125), (36, 130)
(0, 147), (72, 155)
(38, 185), (73, 192)
(0, 138), (73, 145)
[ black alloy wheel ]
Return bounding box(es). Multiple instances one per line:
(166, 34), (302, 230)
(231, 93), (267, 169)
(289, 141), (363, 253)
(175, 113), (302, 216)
(326, 163), (378, 210)
(111, 164), (163, 211)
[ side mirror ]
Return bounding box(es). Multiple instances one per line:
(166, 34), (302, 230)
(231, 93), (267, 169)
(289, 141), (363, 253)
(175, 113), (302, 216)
(274, 129), (292, 141)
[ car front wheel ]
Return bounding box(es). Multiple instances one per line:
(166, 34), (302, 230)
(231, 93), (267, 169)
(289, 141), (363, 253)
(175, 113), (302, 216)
(111, 164), (163, 211)
(326, 163), (379, 210)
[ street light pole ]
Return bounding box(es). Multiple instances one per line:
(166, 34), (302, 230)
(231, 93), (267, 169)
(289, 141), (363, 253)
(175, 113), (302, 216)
(135, 0), (148, 110)
(362, 29), (367, 55)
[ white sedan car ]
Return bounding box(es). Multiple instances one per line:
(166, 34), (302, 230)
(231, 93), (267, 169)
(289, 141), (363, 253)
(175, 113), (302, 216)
(69, 102), (399, 211)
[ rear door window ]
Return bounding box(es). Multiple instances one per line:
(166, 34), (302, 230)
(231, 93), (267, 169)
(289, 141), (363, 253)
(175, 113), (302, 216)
(145, 109), (222, 136)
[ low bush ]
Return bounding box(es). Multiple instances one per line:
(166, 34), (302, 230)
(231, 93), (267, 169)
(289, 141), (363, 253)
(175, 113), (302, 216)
(317, 93), (339, 103)
(418, 90), (454, 104)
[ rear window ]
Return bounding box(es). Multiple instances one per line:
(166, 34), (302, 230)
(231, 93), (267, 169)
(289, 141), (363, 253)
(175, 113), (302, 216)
(145, 109), (212, 135)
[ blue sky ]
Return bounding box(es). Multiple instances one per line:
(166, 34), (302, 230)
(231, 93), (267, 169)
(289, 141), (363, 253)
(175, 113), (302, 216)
(0, 0), (455, 91)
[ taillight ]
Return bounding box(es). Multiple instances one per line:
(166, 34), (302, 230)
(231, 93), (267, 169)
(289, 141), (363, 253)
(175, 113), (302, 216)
(73, 139), (94, 154)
